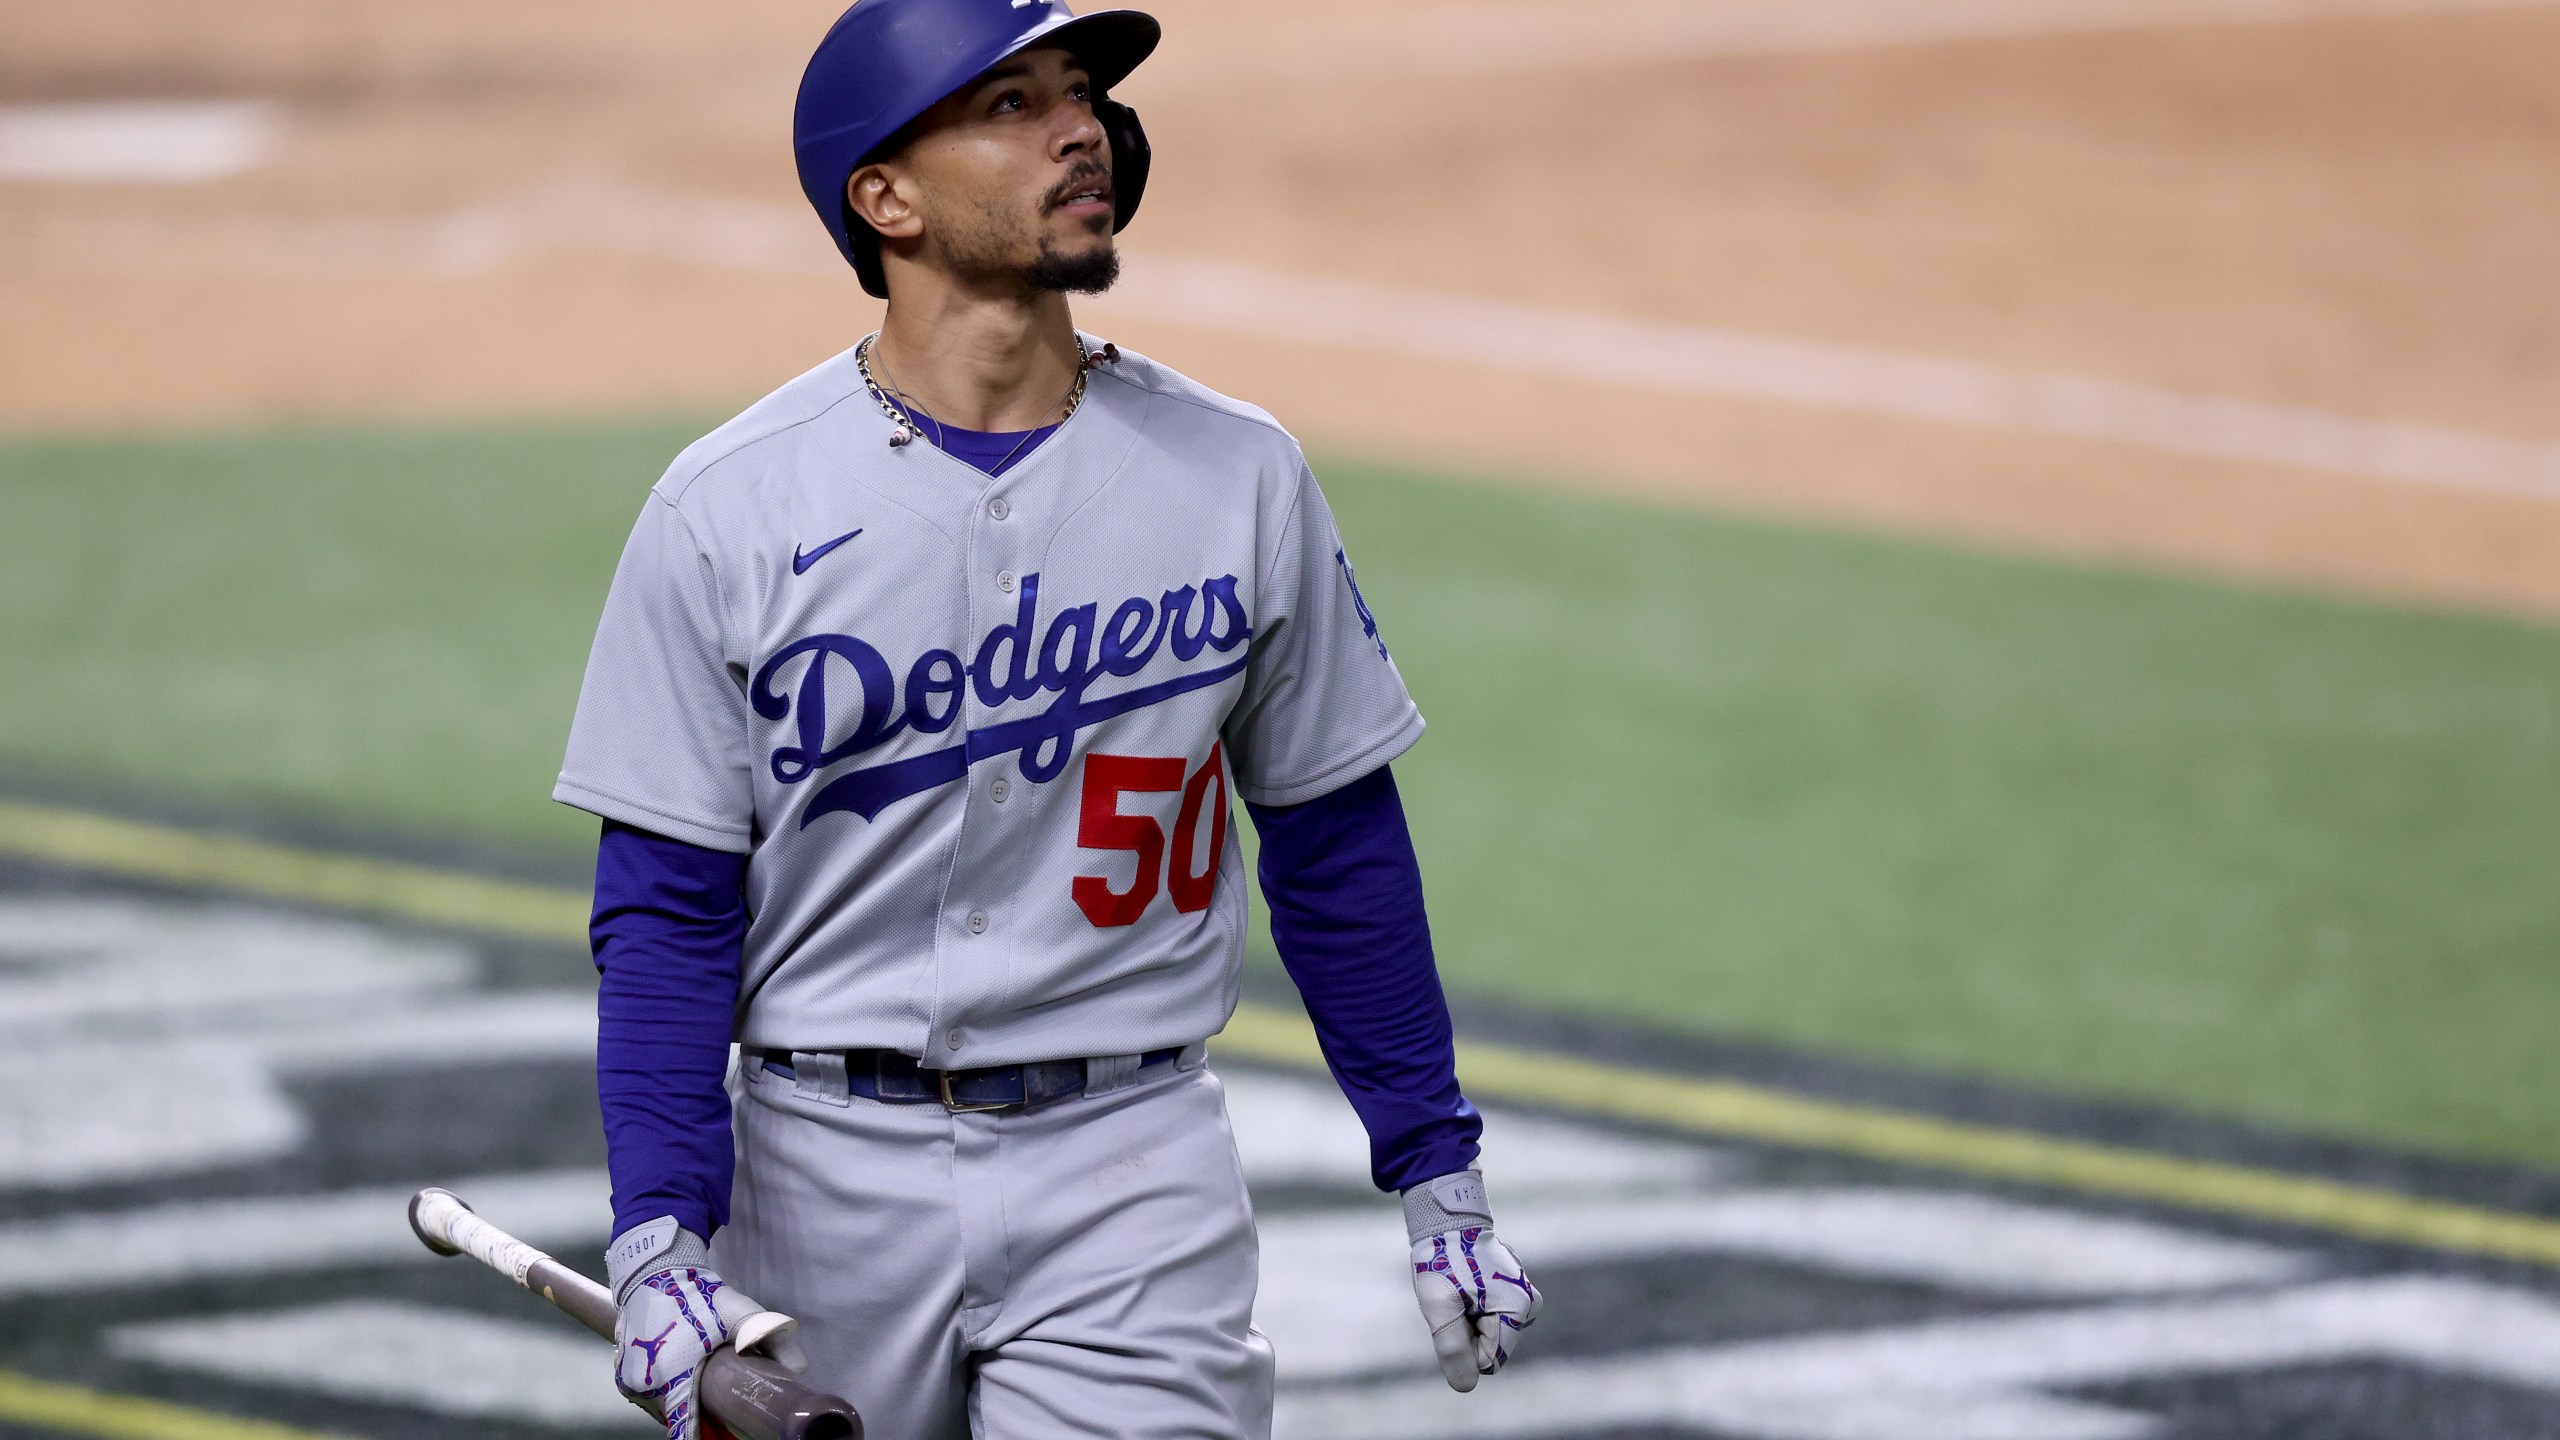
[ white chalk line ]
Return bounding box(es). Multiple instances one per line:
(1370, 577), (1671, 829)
(0, 102), (281, 185)
(1183, 0), (2560, 83)
(12, 182), (2556, 499)
(1094, 256), (2560, 500)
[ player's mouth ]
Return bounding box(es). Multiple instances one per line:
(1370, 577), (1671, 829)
(1046, 167), (1113, 218)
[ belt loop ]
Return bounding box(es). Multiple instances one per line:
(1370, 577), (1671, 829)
(1174, 1041), (1208, 1073)
(794, 1050), (852, 1107)
(1082, 1053), (1141, 1097)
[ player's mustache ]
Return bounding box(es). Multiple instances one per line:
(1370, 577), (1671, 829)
(1043, 164), (1114, 214)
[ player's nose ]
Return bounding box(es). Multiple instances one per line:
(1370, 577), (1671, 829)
(1053, 101), (1106, 165)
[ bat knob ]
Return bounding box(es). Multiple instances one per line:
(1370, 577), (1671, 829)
(734, 1310), (799, 1358)
(409, 1187), (470, 1257)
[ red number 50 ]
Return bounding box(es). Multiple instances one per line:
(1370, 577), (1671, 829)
(1072, 743), (1230, 927)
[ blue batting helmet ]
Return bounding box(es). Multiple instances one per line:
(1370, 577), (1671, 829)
(794, 0), (1162, 298)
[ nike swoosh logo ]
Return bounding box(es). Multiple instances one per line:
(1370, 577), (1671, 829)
(791, 529), (863, 576)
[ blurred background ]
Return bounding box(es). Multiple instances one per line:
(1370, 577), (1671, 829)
(4, 1), (2559, 1437)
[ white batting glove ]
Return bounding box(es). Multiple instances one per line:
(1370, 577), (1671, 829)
(1404, 1170), (1541, 1391)
(608, 1218), (807, 1440)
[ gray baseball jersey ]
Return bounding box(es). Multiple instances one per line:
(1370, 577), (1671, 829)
(556, 335), (1422, 1065)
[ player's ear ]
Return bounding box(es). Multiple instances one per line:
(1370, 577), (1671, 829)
(847, 164), (923, 241)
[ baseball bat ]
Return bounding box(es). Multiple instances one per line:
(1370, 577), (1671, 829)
(408, 1187), (862, 1440)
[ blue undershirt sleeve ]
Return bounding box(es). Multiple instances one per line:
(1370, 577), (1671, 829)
(1246, 763), (1482, 1192)
(590, 818), (747, 1241)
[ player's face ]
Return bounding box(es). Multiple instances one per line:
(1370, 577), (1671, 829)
(873, 47), (1119, 294)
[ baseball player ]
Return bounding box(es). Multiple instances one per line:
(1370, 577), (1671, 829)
(556, 2), (1539, 1436)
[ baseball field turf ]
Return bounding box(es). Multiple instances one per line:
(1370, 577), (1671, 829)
(5, 418), (2557, 1172)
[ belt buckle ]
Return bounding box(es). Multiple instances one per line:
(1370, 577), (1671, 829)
(937, 1068), (1016, 1114)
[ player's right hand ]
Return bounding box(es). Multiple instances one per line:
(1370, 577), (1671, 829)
(608, 1220), (807, 1440)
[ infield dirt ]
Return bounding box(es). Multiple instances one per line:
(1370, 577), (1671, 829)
(6, 0), (2560, 612)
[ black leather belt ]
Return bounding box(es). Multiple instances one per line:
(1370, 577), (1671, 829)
(753, 1045), (1184, 1113)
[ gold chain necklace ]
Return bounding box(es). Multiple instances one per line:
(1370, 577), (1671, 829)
(857, 334), (1108, 452)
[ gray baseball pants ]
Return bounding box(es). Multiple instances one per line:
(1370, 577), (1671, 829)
(713, 1048), (1276, 1440)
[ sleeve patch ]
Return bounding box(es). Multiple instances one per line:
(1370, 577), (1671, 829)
(1336, 549), (1389, 662)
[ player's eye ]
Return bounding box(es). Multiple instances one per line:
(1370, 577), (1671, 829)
(990, 89), (1027, 115)
(1069, 81), (1091, 101)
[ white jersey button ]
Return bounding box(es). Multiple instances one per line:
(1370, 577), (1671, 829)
(966, 911), (989, 934)
(990, 778), (1011, 803)
(946, 1029), (964, 1050)
(996, 571), (1016, 593)
(988, 497), (1011, 520)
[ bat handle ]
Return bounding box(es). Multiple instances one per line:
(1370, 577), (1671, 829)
(408, 1188), (864, 1440)
(408, 1186), (616, 1336)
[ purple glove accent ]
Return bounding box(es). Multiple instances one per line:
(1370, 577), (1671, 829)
(592, 819), (747, 1241)
(1410, 1224), (1542, 1387)
(1247, 764), (1483, 1191)
(615, 1263), (781, 1440)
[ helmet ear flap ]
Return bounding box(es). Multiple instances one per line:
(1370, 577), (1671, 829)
(1093, 97), (1150, 233)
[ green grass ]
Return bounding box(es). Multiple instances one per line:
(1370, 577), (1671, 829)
(6, 419), (2560, 1168)
(0, 421), (691, 851)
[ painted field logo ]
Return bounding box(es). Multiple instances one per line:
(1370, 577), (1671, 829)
(750, 571), (1253, 825)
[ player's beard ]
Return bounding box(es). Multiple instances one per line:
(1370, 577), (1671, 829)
(913, 163), (1120, 297)
(1024, 162), (1120, 294)
(923, 203), (1119, 296)
(1026, 238), (1119, 295)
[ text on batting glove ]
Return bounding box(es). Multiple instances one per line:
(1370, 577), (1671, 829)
(1403, 1169), (1541, 1392)
(607, 1217), (807, 1440)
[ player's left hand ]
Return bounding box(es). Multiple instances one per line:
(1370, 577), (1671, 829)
(1402, 1170), (1541, 1391)
(608, 1220), (808, 1440)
